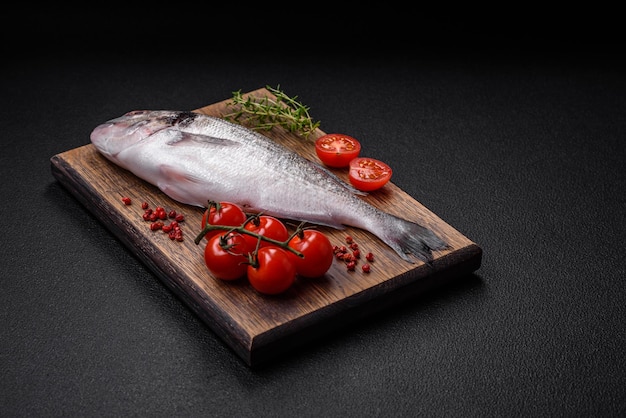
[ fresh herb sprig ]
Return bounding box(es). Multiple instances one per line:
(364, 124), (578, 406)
(222, 85), (320, 138)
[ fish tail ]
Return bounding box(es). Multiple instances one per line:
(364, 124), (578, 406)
(380, 214), (448, 264)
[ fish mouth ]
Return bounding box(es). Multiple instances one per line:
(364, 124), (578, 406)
(90, 114), (169, 157)
(90, 123), (117, 157)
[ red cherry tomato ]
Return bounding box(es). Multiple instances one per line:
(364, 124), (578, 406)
(287, 229), (334, 278)
(247, 247), (296, 295)
(315, 133), (361, 168)
(203, 233), (253, 281)
(348, 157), (393, 191)
(200, 201), (247, 241)
(243, 215), (289, 248)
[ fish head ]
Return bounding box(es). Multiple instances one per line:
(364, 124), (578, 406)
(90, 110), (189, 157)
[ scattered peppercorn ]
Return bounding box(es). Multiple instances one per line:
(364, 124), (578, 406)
(137, 201), (186, 242)
(334, 236), (374, 273)
(150, 221), (164, 231)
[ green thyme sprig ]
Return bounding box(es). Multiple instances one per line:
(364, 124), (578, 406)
(222, 85), (320, 138)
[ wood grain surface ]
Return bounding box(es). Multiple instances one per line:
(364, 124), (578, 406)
(50, 88), (482, 366)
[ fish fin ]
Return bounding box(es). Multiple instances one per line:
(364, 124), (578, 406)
(158, 183), (198, 206)
(381, 214), (449, 264)
(298, 219), (347, 230)
(156, 165), (208, 207)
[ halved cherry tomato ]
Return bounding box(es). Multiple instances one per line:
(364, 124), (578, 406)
(243, 215), (289, 248)
(287, 229), (334, 278)
(200, 201), (247, 241)
(315, 133), (361, 168)
(203, 232), (253, 281)
(247, 247), (296, 295)
(348, 157), (393, 192)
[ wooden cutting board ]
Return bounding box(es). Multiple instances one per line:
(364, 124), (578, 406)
(50, 88), (482, 366)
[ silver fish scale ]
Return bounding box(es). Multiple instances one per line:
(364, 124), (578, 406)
(91, 110), (448, 263)
(175, 113), (364, 201)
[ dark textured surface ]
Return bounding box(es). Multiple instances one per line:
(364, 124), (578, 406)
(2, 19), (625, 416)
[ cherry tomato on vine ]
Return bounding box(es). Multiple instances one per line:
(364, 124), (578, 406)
(315, 133), (361, 168)
(243, 215), (289, 248)
(348, 157), (393, 192)
(287, 229), (334, 278)
(200, 201), (247, 241)
(247, 247), (296, 295)
(203, 233), (252, 281)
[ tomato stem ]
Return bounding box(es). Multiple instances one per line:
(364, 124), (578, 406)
(194, 215), (304, 259)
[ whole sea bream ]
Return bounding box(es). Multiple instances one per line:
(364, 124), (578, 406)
(90, 110), (447, 263)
